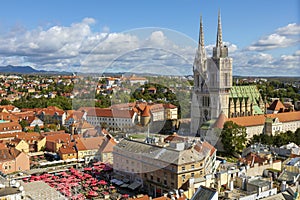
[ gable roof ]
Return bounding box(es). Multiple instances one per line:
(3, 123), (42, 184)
(37, 106), (65, 116)
(164, 133), (187, 143)
(45, 133), (73, 143)
(79, 136), (104, 150)
(65, 110), (84, 121)
(0, 113), (19, 122)
(58, 143), (77, 154)
(99, 135), (117, 153)
(0, 144), (22, 162)
(268, 99), (286, 112)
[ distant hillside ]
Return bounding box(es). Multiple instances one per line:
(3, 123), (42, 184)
(0, 65), (70, 75)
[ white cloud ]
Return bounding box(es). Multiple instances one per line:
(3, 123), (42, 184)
(247, 23), (300, 52)
(276, 23), (300, 35)
(0, 19), (298, 76)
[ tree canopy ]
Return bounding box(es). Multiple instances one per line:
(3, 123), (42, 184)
(221, 121), (247, 155)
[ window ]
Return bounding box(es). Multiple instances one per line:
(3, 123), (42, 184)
(191, 173), (195, 178)
(144, 174), (147, 178)
(150, 175), (153, 180)
(157, 177), (160, 183)
(182, 175), (185, 180)
(171, 174), (174, 180)
(191, 164), (195, 169)
(164, 180), (167, 185)
(182, 166), (185, 171)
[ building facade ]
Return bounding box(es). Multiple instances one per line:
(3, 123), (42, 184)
(113, 138), (216, 197)
(191, 12), (265, 135)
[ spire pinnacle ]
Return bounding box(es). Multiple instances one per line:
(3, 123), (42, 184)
(199, 15), (205, 48)
(216, 9), (223, 47)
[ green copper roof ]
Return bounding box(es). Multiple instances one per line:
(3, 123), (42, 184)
(230, 85), (261, 105)
(253, 105), (264, 115)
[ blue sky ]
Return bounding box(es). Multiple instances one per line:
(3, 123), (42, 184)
(0, 0), (299, 76)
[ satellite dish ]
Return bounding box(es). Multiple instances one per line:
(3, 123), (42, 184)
(10, 180), (16, 185)
(15, 182), (20, 188)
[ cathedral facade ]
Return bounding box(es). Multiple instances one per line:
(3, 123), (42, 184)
(191, 12), (265, 134)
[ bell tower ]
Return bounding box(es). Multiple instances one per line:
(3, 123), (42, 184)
(191, 11), (232, 135)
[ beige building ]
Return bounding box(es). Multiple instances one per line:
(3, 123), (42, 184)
(113, 138), (216, 197)
(164, 103), (178, 120)
(228, 111), (300, 138)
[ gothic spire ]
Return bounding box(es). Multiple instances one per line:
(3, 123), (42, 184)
(216, 9), (223, 47)
(199, 15), (205, 49)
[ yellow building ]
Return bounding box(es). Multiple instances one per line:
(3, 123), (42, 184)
(14, 139), (30, 153)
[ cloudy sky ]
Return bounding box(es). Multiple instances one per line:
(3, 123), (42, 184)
(0, 0), (299, 76)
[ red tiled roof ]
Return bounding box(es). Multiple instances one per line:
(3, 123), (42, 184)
(0, 113), (19, 122)
(163, 103), (177, 109)
(74, 121), (94, 129)
(228, 111), (300, 127)
(164, 133), (187, 143)
(0, 105), (16, 111)
(79, 136), (104, 150)
(87, 108), (135, 118)
(213, 112), (227, 129)
(13, 111), (35, 120)
(0, 145), (21, 162)
(65, 110), (84, 121)
(141, 106), (151, 117)
(99, 135), (117, 153)
(35, 106), (64, 116)
(0, 122), (22, 132)
(58, 143), (77, 154)
(0, 132), (17, 140)
(15, 132), (44, 143)
(45, 133), (72, 143)
(268, 99), (286, 111)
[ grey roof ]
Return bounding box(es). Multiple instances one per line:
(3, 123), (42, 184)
(114, 139), (207, 165)
(261, 192), (293, 200)
(248, 178), (271, 187)
(0, 187), (21, 197)
(278, 171), (300, 183)
(22, 181), (66, 200)
(191, 186), (217, 200)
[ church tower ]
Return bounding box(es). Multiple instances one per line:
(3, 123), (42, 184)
(191, 11), (232, 135)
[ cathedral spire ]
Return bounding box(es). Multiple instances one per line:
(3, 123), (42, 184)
(199, 15), (205, 49)
(216, 9), (223, 47)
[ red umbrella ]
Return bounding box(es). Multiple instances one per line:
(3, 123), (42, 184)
(84, 167), (92, 171)
(92, 186), (98, 191)
(109, 185), (115, 189)
(99, 180), (107, 185)
(122, 194), (129, 198)
(88, 190), (98, 197)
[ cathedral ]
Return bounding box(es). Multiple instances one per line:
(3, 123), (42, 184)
(191, 11), (265, 135)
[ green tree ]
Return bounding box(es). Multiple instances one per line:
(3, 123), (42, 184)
(0, 99), (11, 105)
(19, 120), (29, 131)
(34, 124), (41, 133)
(221, 121), (247, 155)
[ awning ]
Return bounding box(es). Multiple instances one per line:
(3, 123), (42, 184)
(120, 183), (129, 188)
(115, 180), (124, 186)
(128, 182), (142, 190)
